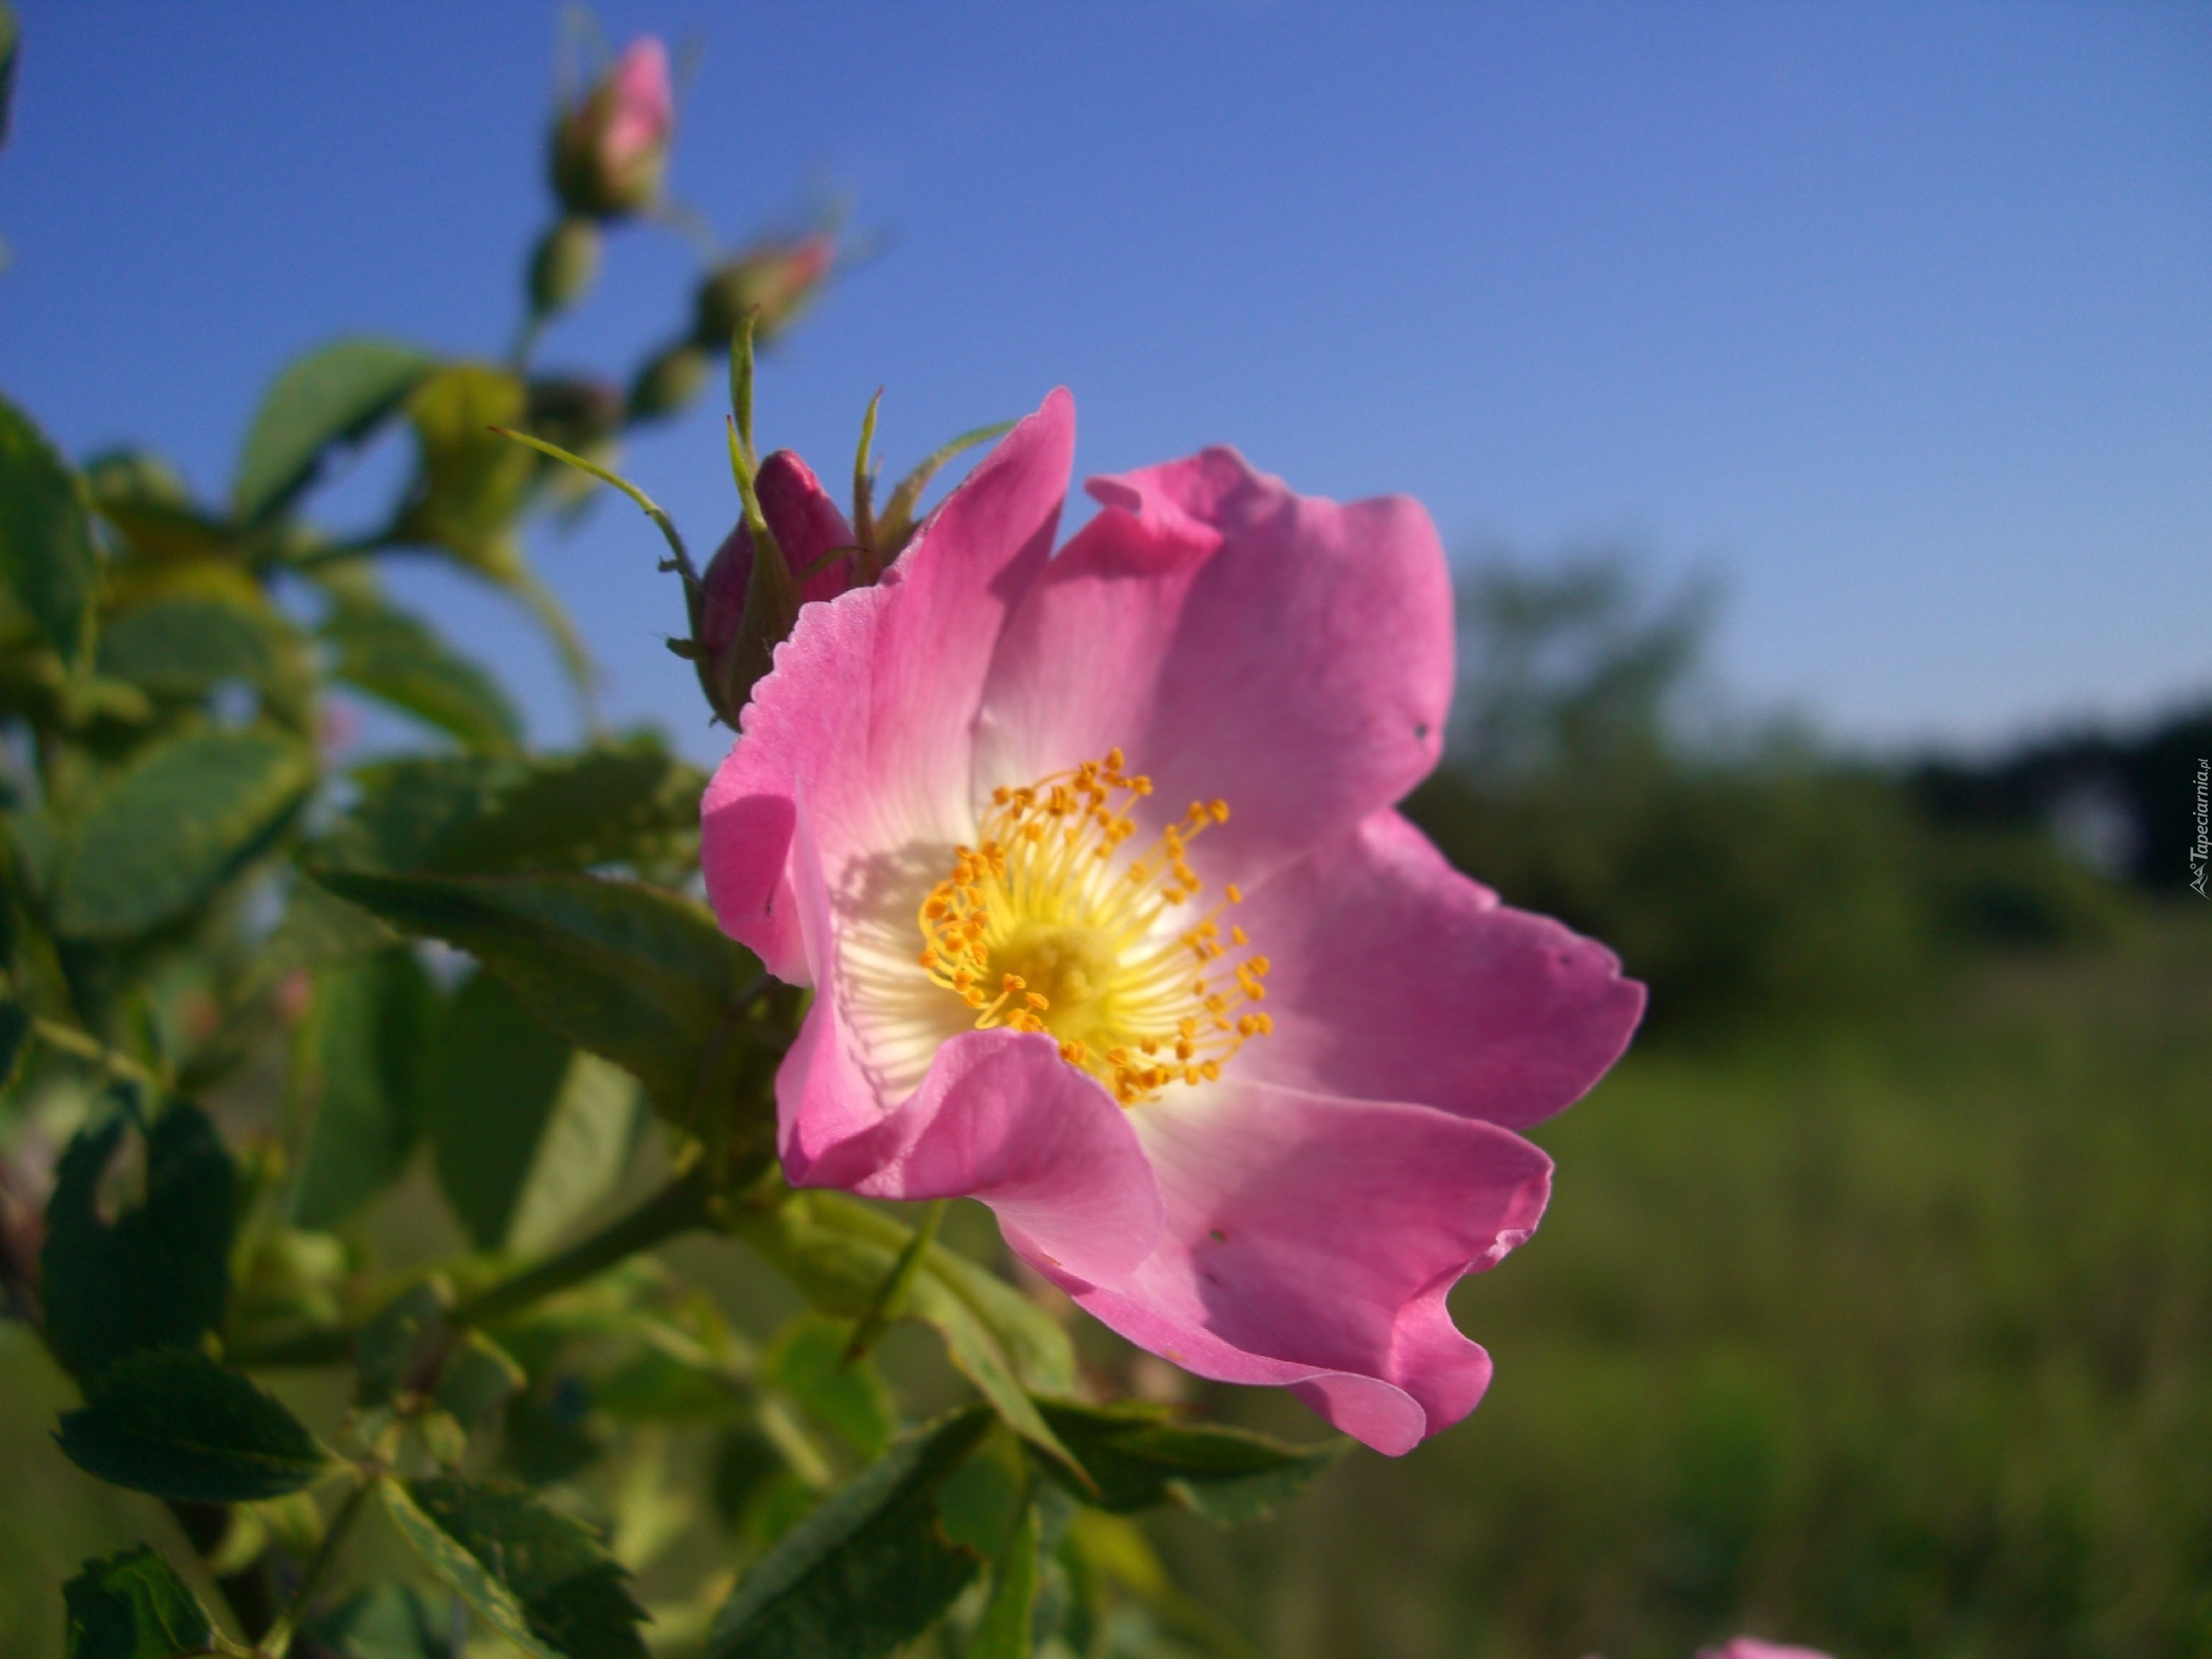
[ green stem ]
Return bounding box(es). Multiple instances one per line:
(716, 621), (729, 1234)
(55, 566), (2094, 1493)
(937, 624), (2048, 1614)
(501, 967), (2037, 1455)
(842, 1198), (949, 1365)
(255, 1475), (372, 1657)
(29, 1015), (162, 1090)
(232, 1166), (720, 1369)
(447, 1162), (717, 1330)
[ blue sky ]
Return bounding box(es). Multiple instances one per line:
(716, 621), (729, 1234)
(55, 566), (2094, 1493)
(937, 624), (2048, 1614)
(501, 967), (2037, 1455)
(1, 2), (2205, 763)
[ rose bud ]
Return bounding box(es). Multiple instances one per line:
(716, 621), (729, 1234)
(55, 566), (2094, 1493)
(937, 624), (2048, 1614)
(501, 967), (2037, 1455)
(550, 37), (673, 219)
(695, 450), (860, 725)
(690, 232), (836, 352)
(626, 341), (710, 423)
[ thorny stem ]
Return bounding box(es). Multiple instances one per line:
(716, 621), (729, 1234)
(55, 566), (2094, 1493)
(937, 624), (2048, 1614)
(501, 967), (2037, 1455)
(842, 1198), (948, 1366)
(254, 1475), (373, 1658)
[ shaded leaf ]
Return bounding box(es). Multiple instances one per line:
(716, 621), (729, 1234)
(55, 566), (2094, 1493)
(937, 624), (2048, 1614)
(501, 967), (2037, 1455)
(730, 1193), (1078, 1473)
(289, 946), (439, 1229)
(57, 1344), (333, 1503)
(1033, 1400), (1344, 1525)
(963, 1498), (1042, 1659)
(50, 727), (316, 941)
(385, 1474), (647, 1659)
(61, 1547), (216, 1659)
(764, 1313), (895, 1460)
(42, 1100), (236, 1381)
(308, 868), (761, 1131)
(426, 971), (639, 1252)
(327, 743), (703, 879)
(355, 1281), (451, 1411)
(307, 1582), (457, 1659)
(234, 337), (433, 525)
(321, 594), (523, 756)
(0, 391), (98, 665)
(96, 593), (296, 702)
(705, 1408), (992, 1659)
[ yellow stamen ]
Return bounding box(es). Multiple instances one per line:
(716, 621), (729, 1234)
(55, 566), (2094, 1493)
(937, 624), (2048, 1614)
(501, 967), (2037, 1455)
(914, 752), (1271, 1104)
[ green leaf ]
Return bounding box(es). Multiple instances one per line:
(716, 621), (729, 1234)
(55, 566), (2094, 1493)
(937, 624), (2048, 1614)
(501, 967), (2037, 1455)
(42, 1100), (237, 1381)
(321, 594), (523, 756)
(233, 338), (434, 525)
(96, 594), (297, 702)
(394, 365), (538, 579)
(963, 1498), (1042, 1659)
(435, 1330), (528, 1426)
(307, 1583), (456, 1659)
(1033, 1400), (1345, 1525)
(425, 970), (639, 1253)
(763, 1314), (896, 1459)
(50, 727), (316, 941)
(730, 1193), (1080, 1474)
(307, 868), (762, 1133)
(61, 1547), (217, 1659)
(289, 947), (439, 1229)
(327, 743), (704, 880)
(57, 1344), (333, 1503)
(705, 1407), (993, 1659)
(0, 391), (99, 666)
(384, 1475), (648, 1659)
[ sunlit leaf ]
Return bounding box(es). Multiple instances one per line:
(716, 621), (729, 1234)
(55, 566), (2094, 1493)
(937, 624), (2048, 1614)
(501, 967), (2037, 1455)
(49, 726), (316, 941)
(321, 594), (524, 757)
(57, 1344), (334, 1503)
(233, 337), (434, 525)
(0, 391), (98, 666)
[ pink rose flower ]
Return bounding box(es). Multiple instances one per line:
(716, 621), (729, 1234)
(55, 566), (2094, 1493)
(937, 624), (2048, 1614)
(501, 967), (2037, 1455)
(702, 391), (1644, 1453)
(551, 38), (674, 219)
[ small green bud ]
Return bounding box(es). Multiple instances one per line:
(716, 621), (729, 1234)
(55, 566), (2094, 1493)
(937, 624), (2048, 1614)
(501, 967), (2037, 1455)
(626, 342), (711, 423)
(528, 217), (602, 319)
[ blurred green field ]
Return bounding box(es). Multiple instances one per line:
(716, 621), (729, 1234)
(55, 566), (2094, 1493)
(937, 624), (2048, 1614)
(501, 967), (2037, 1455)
(1155, 910), (2212, 1659)
(6, 911), (2205, 1658)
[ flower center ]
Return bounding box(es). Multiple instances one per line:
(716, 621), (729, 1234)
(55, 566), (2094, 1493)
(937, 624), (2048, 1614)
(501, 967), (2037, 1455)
(916, 749), (1272, 1105)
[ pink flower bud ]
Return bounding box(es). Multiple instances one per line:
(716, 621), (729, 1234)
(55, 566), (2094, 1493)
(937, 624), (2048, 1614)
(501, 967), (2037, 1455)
(695, 451), (860, 723)
(691, 233), (836, 349)
(551, 38), (674, 219)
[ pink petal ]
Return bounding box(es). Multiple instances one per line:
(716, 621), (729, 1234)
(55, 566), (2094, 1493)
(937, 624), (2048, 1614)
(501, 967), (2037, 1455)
(1699, 1643), (1835, 1659)
(973, 448), (1452, 890)
(1049, 1081), (1554, 1455)
(702, 390), (1075, 981)
(603, 38), (673, 165)
(1236, 809), (1645, 1129)
(775, 795), (1163, 1284)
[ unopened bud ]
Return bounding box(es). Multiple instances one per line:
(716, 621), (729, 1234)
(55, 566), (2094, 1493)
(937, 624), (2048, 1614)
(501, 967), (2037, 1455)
(526, 375), (625, 453)
(550, 37), (673, 219)
(528, 217), (602, 318)
(696, 450), (860, 722)
(627, 342), (710, 423)
(691, 233), (836, 351)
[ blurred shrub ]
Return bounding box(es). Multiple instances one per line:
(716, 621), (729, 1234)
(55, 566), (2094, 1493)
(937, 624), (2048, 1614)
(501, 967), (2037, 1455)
(1404, 553), (2133, 1039)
